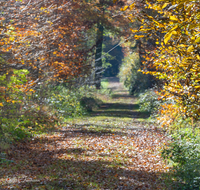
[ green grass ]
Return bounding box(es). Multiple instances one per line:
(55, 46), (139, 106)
(101, 78), (109, 89)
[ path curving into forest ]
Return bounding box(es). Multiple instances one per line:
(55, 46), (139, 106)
(0, 78), (169, 190)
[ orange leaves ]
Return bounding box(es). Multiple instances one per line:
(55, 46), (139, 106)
(0, 0), (94, 86)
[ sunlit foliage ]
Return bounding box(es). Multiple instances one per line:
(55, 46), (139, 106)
(125, 0), (200, 126)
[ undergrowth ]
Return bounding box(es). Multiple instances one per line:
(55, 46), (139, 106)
(0, 81), (107, 163)
(137, 88), (200, 189)
(161, 127), (200, 190)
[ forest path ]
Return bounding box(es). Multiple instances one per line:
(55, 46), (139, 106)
(0, 78), (169, 190)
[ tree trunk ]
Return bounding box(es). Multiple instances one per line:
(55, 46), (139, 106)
(94, 21), (104, 89)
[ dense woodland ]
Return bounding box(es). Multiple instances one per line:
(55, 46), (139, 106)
(0, 0), (199, 189)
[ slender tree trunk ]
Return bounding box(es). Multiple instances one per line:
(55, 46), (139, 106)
(94, 21), (104, 89)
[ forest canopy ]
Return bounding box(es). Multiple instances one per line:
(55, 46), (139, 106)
(0, 0), (199, 189)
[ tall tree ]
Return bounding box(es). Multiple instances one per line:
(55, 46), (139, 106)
(124, 0), (200, 126)
(86, 0), (131, 89)
(94, 0), (104, 89)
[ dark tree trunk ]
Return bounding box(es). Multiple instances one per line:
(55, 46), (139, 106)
(94, 21), (104, 89)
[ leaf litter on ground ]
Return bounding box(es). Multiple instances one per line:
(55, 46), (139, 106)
(0, 78), (170, 189)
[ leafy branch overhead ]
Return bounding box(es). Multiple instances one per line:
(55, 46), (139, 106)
(124, 0), (200, 124)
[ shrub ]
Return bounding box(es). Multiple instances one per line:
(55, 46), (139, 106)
(47, 85), (86, 119)
(0, 69), (33, 145)
(162, 129), (200, 189)
(138, 88), (160, 114)
(80, 97), (102, 112)
(118, 48), (155, 95)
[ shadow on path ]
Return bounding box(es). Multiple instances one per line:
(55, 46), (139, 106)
(91, 90), (150, 119)
(99, 103), (140, 110)
(1, 77), (165, 190)
(90, 110), (150, 119)
(3, 129), (166, 190)
(111, 94), (134, 99)
(95, 77), (150, 119)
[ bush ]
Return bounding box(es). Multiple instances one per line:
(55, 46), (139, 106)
(47, 84), (104, 118)
(0, 70), (106, 159)
(162, 129), (200, 189)
(138, 88), (160, 114)
(0, 69), (34, 146)
(80, 97), (102, 112)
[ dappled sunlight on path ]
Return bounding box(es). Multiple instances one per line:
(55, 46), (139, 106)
(0, 77), (169, 189)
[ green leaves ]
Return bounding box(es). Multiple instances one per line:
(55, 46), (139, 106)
(161, 129), (200, 189)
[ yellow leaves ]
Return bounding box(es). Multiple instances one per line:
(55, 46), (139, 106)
(121, 6), (129, 11)
(164, 30), (177, 44)
(131, 29), (138, 33)
(169, 16), (178, 21)
(179, 44), (187, 48)
(163, 25), (179, 44)
(194, 86), (200, 90)
(187, 45), (194, 52)
(197, 12), (200, 20)
(162, 3), (169, 9)
(153, 20), (164, 27)
(134, 35), (144, 39)
(29, 89), (35, 92)
(170, 25), (179, 32)
(40, 7), (46, 11)
(128, 17), (134, 22)
(47, 21), (53, 26)
(147, 15), (153, 20)
(195, 37), (200, 43)
(40, 7), (49, 13)
(9, 36), (15, 41)
(188, 24), (197, 30)
(126, 0), (200, 121)
(186, 4), (194, 14)
(129, 3), (135, 10)
(0, 103), (3, 106)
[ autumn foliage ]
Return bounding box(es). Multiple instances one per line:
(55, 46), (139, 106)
(0, 0), (130, 142)
(0, 0), (97, 141)
(125, 0), (200, 127)
(1, 0), (94, 83)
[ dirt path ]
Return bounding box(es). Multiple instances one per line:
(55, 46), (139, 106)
(0, 79), (169, 190)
